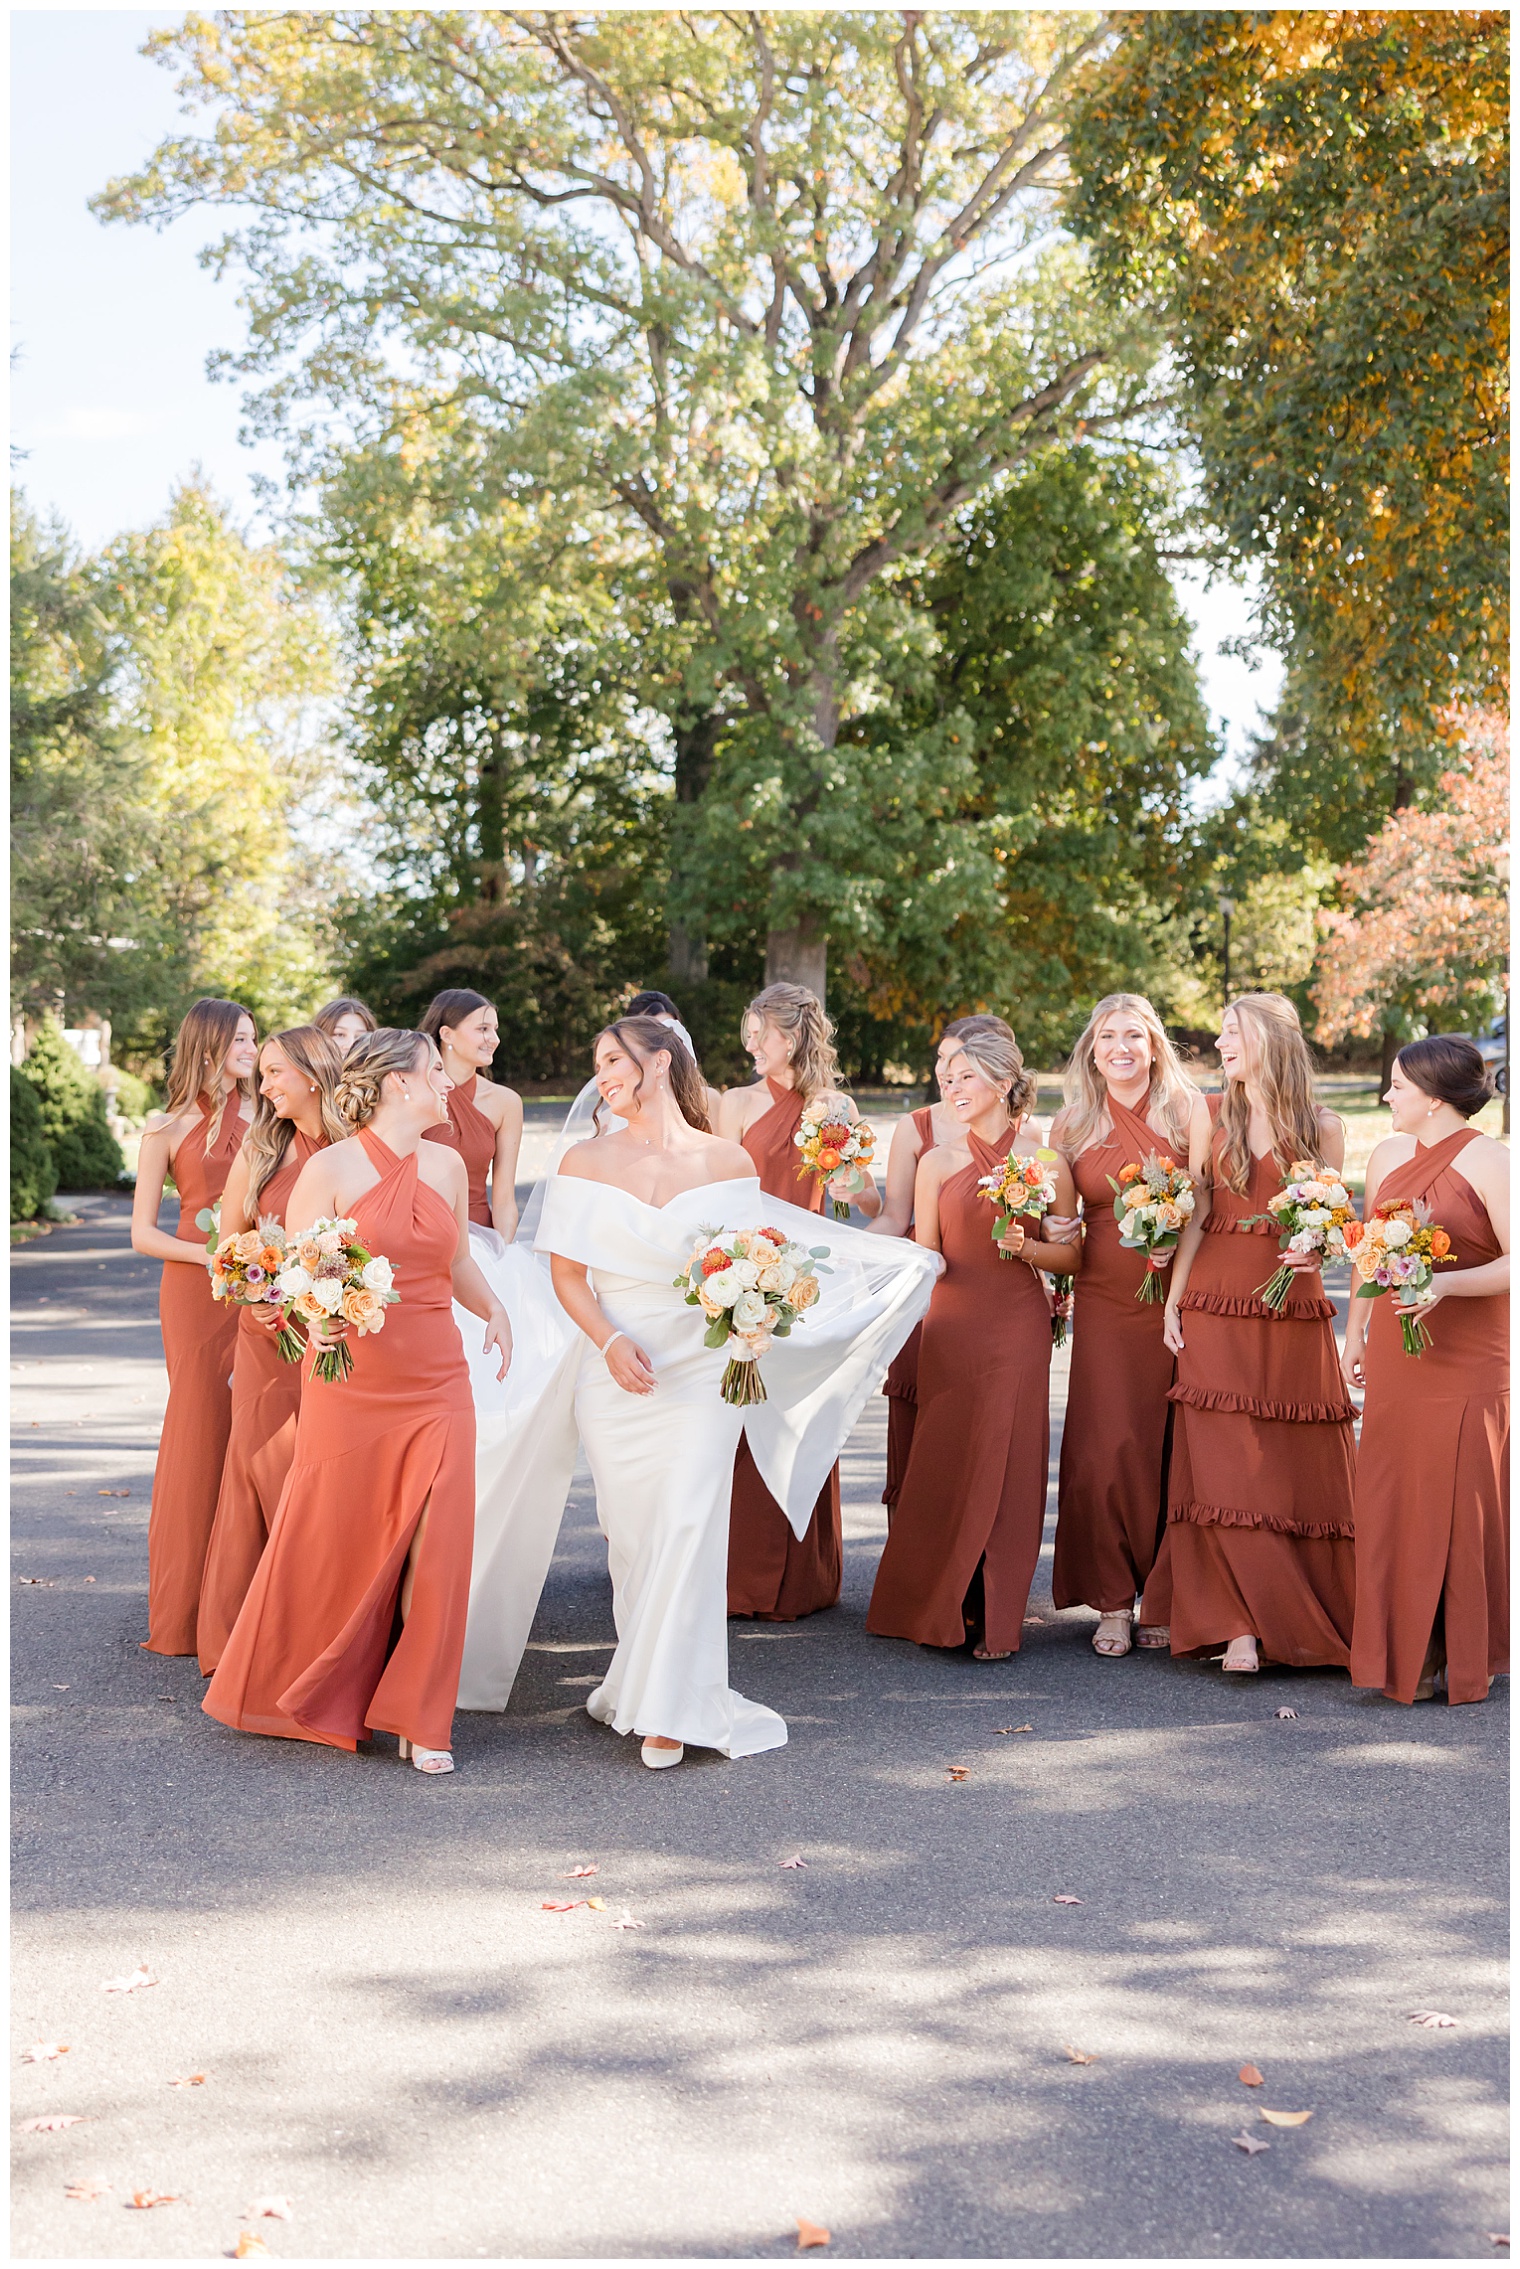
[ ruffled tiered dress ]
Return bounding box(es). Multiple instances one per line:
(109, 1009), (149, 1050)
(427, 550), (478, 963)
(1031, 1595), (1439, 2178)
(881, 1104), (937, 1512)
(1350, 1128), (1508, 1705)
(144, 1093), (248, 1657)
(1143, 1106), (1357, 1664)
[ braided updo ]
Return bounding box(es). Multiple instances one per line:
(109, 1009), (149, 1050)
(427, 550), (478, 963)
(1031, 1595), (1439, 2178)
(334, 1028), (432, 1130)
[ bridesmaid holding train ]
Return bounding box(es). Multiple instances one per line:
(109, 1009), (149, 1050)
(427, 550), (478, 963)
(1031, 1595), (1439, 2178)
(195, 1025), (347, 1674)
(1049, 996), (1210, 1657)
(1344, 1035), (1509, 1705)
(717, 984), (879, 1620)
(131, 998), (258, 1656)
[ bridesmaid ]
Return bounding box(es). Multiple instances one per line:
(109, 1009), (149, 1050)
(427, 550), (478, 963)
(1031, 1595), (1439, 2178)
(204, 1029), (512, 1773)
(131, 998), (257, 1656)
(1049, 995), (1211, 1657)
(312, 996), (377, 1052)
(420, 989), (525, 1237)
(868, 1027), (1080, 1656)
(869, 1014), (1018, 1515)
(1148, 993), (1356, 1674)
(1344, 1035), (1508, 1704)
(195, 1025), (347, 1674)
(716, 983), (880, 1618)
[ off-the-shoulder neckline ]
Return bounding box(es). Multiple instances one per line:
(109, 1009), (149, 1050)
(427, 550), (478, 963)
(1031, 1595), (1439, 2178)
(544, 1171), (761, 1215)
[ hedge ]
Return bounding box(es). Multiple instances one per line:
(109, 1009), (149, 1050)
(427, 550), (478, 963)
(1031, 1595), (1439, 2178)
(10, 1066), (59, 1222)
(17, 1016), (125, 1191)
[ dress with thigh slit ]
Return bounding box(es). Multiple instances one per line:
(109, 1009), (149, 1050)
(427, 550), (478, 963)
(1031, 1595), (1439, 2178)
(204, 1130), (475, 1753)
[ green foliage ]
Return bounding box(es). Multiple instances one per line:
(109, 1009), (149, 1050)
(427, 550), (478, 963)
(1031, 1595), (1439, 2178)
(1070, 10), (1509, 849)
(106, 1067), (156, 1123)
(18, 1017), (124, 1191)
(10, 1067), (58, 1222)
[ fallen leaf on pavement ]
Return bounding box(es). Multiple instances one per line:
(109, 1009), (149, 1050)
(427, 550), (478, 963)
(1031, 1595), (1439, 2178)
(796, 2217), (831, 2249)
(102, 1965), (157, 1994)
(1260, 2109), (1313, 2127)
(1232, 2133), (1270, 2156)
(168, 2074), (208, 2088)
(233, 2234), (272, 2258)
(22, 2042), (69, 2062)
(779, 1854), (808, 1869)
(126, 2189), (181, 2209)
(1408, 2010), (1459, 2028)
(246, 2196), (294, 2221)
(1274, 1707), (1299, 1719)
(52, 1684), (69, 1691)
(85, 1576), (95, 1583)
(17, 1577), (53, 1587)
(65, 2180), (109, 2202)
(1488, 2237), (1509, 2248)
(98, 1489), (130, 1497)
(610, 1912), (645, 1930)
(1052, 1894), (1085, 1906)
(995, 1724), (1034, 1735)
(1238, 2064), (1265, 2087)
(541, 1900), (580, 1912)
(947, 1766), (969, 1781)
(1063, 2045), (1098, 2065)
(585, 1897), (607, 1911)
(563, 1864), (598, 1878)
(19, 2114), (88, 2132)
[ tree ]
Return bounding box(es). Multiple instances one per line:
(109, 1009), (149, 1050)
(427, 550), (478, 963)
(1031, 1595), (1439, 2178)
(16, 1016), (125, 1191)
(1312, 707), (1509, 1051)
(1069, 10), (1509, 848)
(100, 9), (1163, 996)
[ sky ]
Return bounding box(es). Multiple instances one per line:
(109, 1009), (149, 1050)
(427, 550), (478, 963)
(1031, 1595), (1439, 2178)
(11, 7), (1284, 768)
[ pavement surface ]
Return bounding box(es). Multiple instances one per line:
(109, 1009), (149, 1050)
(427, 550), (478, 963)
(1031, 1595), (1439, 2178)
(11, 1189), (1509, 2261)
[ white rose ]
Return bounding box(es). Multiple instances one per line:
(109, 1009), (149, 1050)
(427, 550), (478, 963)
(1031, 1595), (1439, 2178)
(360, 1255), (394, 1293)
(1381, 1218), (1413, 1248)
(310, 1278), (345, 1314)
(728, 1258), (761, 1289)
(756, 1265), (783, 1293)
(732, 1290), (769, 1331)
(773, 1257), (798, 1293)
(1287, 1230), (1321, 1254)
(1299, 1206), (1330, 1226)
(274, 1265), (312, 1298)
(704, 1266), (744, 1306)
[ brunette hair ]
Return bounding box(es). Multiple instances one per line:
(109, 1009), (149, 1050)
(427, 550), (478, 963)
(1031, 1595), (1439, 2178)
(743, 983), (841, 1103)
(244, 1027), (348, 1213)
(163, 998), (255, 1129)
(334, 1029), (433, 1131)
(626, 989), (681, 1020)
(592, 1016), (711, 1133)
(1057, 993), (1200, 1157)
(1396, 1033), (1496, 1119)
(945, 1026), (1039, 1119)
(419, 989), (493, 1049)
(311, 996), (377, 1044)
(1217, 992), (1327, 1193)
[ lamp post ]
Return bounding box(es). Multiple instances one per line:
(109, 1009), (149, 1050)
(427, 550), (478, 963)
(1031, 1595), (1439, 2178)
(1217, 895), (1236, 1017)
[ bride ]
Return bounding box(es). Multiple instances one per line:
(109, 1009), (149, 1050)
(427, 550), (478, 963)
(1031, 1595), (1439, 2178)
(458, 1014), (940, 1764)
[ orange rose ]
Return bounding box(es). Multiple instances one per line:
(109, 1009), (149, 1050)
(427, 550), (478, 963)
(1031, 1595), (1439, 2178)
(1341, 1219), (1365, 1250)
(1118, 1163), (1142, 1185)
(1429, 1229), (1451, 1258)
(258, 1246), (283, 1272)
(817, 1147), (841, 1172)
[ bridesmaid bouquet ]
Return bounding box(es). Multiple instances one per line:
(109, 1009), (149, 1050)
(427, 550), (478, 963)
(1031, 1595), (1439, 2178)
(1243, 1161), (1356, 1313)
(209, 1220), (305, 1361)
(273, 1217), (400, 1384)
(1344, 1203), (1456, 1355)
(978, 1149), (1059, 1261)
(674, 1225), (830, 1405)
(1109, 1155), (1197, 1302)
(794, 1100), (876, 1220)
(1048, 1273), (1075, 1349)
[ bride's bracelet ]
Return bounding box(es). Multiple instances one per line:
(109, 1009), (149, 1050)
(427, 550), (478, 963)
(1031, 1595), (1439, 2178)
(600, 1330), (627, 1364)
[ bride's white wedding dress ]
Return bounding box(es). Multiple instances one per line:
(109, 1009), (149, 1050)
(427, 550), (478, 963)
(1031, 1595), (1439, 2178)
(458, 1170), (939, 1755)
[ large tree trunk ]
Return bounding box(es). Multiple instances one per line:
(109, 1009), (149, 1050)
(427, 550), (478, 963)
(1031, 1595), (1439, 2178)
(668, 922), (709, 984)
(765, 916), (827, 1000)
(1380, 1026), (1401, 1090)
(668, 707), (720, 980)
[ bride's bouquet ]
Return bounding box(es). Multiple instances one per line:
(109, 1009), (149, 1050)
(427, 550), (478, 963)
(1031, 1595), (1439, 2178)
(1345, 1202), (1456, 1355)
(273, 1217), (400, 1384)
(794, 1100), (876, 1221)
(978, 1148), (1059, 1261)
(675, 1225), (830, 1406)
(208, 1220), (305, 1361)
(1109, 1154), (1197, 1302)
(1242, 1160), (1356, 1313)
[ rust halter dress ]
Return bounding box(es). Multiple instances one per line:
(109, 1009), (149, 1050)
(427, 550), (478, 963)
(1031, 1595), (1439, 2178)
(881, 1103), (937, 1512)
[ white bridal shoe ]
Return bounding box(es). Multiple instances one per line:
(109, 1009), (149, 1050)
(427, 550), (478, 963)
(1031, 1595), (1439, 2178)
(640, 1738), (684, 1770)
(398, 1736), (454, 1774)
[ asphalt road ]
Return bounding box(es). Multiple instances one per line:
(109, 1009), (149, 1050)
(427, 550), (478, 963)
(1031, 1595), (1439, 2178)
(11, 1192), (1509, 2260)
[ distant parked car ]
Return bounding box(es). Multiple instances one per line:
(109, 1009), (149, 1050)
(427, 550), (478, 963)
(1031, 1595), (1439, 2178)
(1474, 1015), (1507, 1095)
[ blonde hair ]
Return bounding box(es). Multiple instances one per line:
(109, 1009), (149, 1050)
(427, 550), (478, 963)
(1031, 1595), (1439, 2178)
(334, 1028), (432, 1131)
(1058, 993), (1200, 1157)
(744, 983), (841, 1103)
(947, 1027), (1038, 1120)
(1217, 992), (1326, 1194)
(938, 1013), (1015, 1052)
(244, 1027), (349, 1214)
(163, 998), (255, 1133)
(312, 996), (377, 1045)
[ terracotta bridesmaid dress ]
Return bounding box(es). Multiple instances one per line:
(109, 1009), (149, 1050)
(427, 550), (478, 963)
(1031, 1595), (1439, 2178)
(204, 1131), (475, 1753)
(1143, 1102), (1357, 1665)
(867, 1127), (1052, 1653)
(144, 1093), (248, 1656)
(727, 1077), (843, 1619)
(881, 1103), (937, 1512)
(1053, 1096), (1182, 1614)
(196, 1128), (325, 1675)
(1351, 1129), (1508, 1705)
(424, 1074), (495, 1224)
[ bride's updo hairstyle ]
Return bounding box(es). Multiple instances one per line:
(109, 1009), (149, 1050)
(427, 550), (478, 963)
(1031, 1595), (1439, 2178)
(593, 1015), (711, 1134)
(949, 1026), (1039, 1119)
(334, 1028), (433, 1132)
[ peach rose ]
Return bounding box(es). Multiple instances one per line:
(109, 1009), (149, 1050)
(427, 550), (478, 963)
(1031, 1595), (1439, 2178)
(342, 1286), (386, 1332)
(789, 1274), (820, 1310)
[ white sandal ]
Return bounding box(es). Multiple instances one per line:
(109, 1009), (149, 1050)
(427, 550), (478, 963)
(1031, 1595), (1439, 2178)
(398, 1736), (454, 1774)
(1093, 1612), (1133, 1658)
